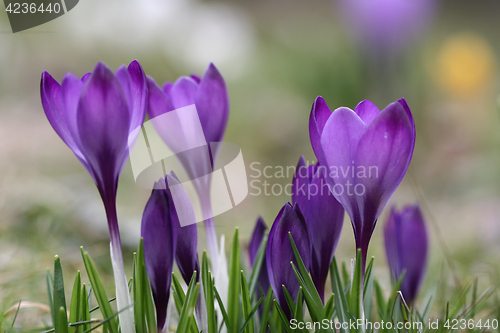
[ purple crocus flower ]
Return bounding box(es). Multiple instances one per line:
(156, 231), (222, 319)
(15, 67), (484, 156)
(249, 217), (270, 296)
(384, 205), (428, 305)
(147, 63), (229, 270)
(41, 61), (147, 332)
(291, 156), (344, 302)
(310, 97), (415, 269)
(266, 203), (311, 319)
(141, 175), (183, 331)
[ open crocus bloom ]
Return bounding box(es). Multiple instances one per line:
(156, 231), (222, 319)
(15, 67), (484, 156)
(41, 61), (147, 333)
(310, 97), (415, 268)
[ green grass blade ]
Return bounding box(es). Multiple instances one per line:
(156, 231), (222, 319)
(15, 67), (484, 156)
(46, 270), (55, 327)
(80, 284), (90, 333)
(294, 287), (303, 322)
(259, 287), (274, 333)
(349, 249), (363, 321)
(55, 307), (69, 333)
(202, 252), (217, 333)
(228, 228), (241, 333)
(288, 233), (325, 320)
(80, 247), (118, 333)
(241, 271), (254, 333)
(324, 294), (334, 320)
(172, 272), (186, 314)
(177, 274), (200, 333)
(330, 257), (352, 333)
(69, 271), (81, 325)
(273, 300), (292, 333)
(282, 285), (296, 318)
(240, 297), (264, 333)
(53, 256), (67, 331)
(133, 251), (146, 333)
(214, 286), (232, 333)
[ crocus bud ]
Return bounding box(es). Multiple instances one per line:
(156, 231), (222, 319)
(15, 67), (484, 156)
(384, 205), (428, 305)
(310, 97), (415, 270)
(292, 156), (344, 302)
(141, 176), (180, 331)
(266, 203), (311, 319)
(249, 217), (270, 297)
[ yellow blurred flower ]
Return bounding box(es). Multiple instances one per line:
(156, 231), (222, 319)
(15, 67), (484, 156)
(435, 32), (497, 97)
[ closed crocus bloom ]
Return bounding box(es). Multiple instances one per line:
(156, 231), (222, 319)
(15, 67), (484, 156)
(266, 203), (311, 319)
(384, 205), (428, 305)
(147, 63), (229, 272)
(249, 217), (270, 296)
(41, 61), (147, 333)
(141, 175), (181, 331)
(310, 97), (415, 269)
(292, 156), (344, 302)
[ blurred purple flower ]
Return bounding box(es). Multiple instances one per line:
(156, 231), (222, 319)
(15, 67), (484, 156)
(266, 203), (311, 319)
(147, 63), (229, 268)
(310, 97), (415, 269)
(249, 217), (270, 297)
(292, 156), (344, 302)
(337, 0), (436, 53)
(384, 204), (428, 304)
(41, 61), (147, 332)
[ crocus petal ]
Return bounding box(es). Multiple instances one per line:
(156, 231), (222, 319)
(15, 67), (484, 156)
(61, 73), (85, 149)
(309, 96), (332, 164)
(77, 62), (131, 185)
(190, 74), (201, 83)
(170, 77), (199, 109)
(354, 101), (414, 222)
(41, 72), (82, 159)
(291, 156), (309, 209)
(397, 98), (416, 169)
(81, 73), (91, 83)
(195, 63), (229, 144)
(125, 60), (148, 137)
(141, 179), (178, 331)
(353, 100), (380, 125)
(320, 107), (367, 219)
(147, 77), (175, 119)
(115, 65), (134, 121)
(266, 203), (310, 319)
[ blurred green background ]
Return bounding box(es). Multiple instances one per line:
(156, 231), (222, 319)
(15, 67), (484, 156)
(0, 0), (499, 326)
